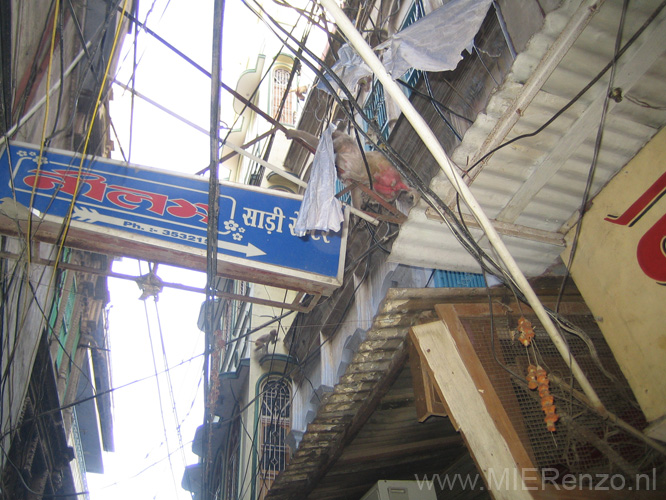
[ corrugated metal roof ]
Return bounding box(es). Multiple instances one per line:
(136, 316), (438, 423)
(267, 280), (586, 499)
(265, 287), (467, 500)
(391, 0), (666, 276)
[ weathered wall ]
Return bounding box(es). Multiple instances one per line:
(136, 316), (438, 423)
(0, 239), (55, 468)
(290, 260), (430, 441)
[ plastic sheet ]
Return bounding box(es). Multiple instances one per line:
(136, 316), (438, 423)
(317, 44), (372, 95)
(377, 0), (493, 78)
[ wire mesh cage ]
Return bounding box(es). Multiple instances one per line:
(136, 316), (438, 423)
(457, 304), (664, 488)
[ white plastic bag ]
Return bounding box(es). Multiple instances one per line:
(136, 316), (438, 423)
(318, 44), (372, 95)
(293, 124), (344, 236)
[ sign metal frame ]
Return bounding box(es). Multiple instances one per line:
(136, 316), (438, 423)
(0, 142), (347, 295)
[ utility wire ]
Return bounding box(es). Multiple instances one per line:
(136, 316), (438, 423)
(24, 1), (653, 495)
(556, 0), (629, 312)
(27, 0), (62, 263)
(91, 437), (195, 493)
(0, 351), (205, 442)
(1, 2), (188, 497)
(142, 286), (181, 497)
(245, 0), (511, 286)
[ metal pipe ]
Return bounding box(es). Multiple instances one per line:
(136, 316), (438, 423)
(203, 0), (225, 494)
(112, 79), (210, 135)
(320, 0), (606, 413)
(225, 140), (307, 188)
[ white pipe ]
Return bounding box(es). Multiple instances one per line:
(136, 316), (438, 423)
(224, 140), (308, 188)
(223, 141), (380, 226)
(321, 0), (606, 412)
(2, 41), (93, 142)
(113, 79), (210, 136)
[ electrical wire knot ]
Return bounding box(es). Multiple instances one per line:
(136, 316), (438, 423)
(135, 269), (164, 301)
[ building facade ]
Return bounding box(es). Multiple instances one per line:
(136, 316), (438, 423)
(0, 1), (127, 496)
(188, 0), (666, 499)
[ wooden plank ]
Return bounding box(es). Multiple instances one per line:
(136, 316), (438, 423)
(410, 318), (537, 499)
(0, 214), (340, 298)
(409, 338), (448, 422)
(496, 11), (666, 224)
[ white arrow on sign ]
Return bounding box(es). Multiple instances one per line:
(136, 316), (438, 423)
(73, 206), (266, 258)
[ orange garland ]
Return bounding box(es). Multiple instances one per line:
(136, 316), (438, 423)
(526, 364), (559, 432)
(517, 316), (535, 346)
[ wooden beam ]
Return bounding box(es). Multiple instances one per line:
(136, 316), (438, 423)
(410, 314), (537, 499)
(0, 215), (338, 299)
(496, 11), (666, 223)
(408, 338), (449, 423)
(425, 208), (565, 247)
(0, 246), (321, 313)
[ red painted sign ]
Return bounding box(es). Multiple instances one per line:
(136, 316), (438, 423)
(605, 171), (666, 285)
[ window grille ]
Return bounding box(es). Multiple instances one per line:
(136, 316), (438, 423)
(363, 0), (425, 141)
(272, 68), (294, 125)
(223, 416), (240, 500)
(363, 80), (390, 143)
(257, 378), (291, 499)
(433, 270), (486, 288)
(399, 0), (426, 97)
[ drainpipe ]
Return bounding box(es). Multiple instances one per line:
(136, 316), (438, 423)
(320, 0), (607, 415)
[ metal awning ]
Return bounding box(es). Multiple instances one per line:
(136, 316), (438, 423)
(390, 0), (666, 276)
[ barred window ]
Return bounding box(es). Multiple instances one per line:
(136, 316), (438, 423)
(257, 378), (291, 499)
(272, 68), (294, 125)
(363, 0), (425, 141)
(223, 416), (240, 500)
